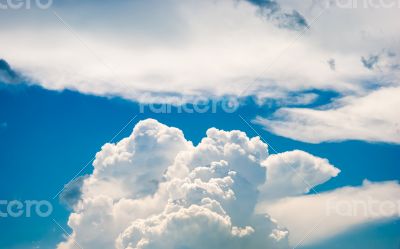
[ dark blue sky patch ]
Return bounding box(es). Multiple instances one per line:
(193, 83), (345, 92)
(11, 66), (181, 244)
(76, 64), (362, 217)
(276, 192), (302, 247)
(246, 0), (280, 14)
(361, 54), (379, 70)
(245, 0), (309, 31)
(0, 59), (18, 82)
(59, 175), (87, 210)
(0, 59), (27, 85)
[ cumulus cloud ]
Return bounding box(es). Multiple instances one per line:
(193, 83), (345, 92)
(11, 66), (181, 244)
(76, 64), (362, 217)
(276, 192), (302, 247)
(259, 150), (340, 200)
(0, 0), (398, 103)
(57, 119), (400, 248)
(258, 180), (400, 246)
(57, 119), (344, 249)
(83, 119), (192, 200)
(57, 119), (283, 248)
(255, 87), (400, 144)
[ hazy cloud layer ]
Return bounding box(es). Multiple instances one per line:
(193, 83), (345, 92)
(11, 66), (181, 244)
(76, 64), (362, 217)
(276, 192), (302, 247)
(2, 0), (399, 144)
(0, 0), (398, 103)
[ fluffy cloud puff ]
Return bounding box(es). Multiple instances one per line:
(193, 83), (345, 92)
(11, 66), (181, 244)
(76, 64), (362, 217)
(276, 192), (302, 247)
(58, 119), (341, 249)
(260, 150), (340, 200)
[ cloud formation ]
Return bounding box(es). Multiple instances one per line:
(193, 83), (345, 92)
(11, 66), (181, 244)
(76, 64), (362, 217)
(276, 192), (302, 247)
(259, 180), (400, 246)
(58, 119), (400, 248)
(0, 0), (398, 103)
(255, 87), (400, 143)
(57, 119), (340, 249)
(260, 150), (340, 200)
(2, 0), (398, 145)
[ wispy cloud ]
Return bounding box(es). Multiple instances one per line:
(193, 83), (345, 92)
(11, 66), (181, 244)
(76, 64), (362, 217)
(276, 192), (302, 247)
(260, 180), (400, 246)
(255, 87), (400, 144)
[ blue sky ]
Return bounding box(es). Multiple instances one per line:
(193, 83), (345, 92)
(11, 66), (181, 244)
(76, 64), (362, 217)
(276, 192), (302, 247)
(1, 0), (400, 248)
(1, 81), (399, 248)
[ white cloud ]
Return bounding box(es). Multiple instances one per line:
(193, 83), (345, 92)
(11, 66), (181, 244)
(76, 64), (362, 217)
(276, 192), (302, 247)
(116, 200), (263, 249)
(0, 0), (399, 103)
(2, 0), (399, 144)
(259, 150), (340, 200)
(84, 119), (192, 200)
(58, 119), (289, 249)
(258, 180), (400, 246)
(57, 119), (400, 248)
(255, 86), (400, 143)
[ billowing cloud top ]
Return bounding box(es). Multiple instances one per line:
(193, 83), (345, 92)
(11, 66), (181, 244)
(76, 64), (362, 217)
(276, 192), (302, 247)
(58, 119), (343, 249)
